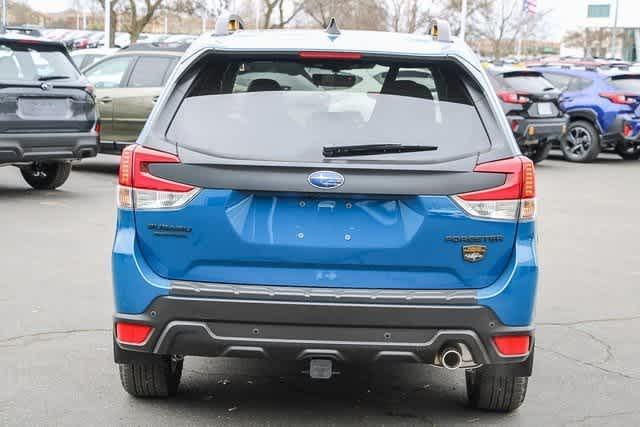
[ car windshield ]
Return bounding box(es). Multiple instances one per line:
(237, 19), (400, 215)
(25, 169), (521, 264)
(609, 75), (640, 93)
(0, 42), (79, 81)
(168, 57), (491, 164)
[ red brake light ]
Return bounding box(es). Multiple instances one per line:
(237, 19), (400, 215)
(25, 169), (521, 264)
(118, 145), (193, 192)
(94, 121), (101, 134)
(624, 122), (634, 137)
(116, 322), (152, 345)
(299, 51), (362, 60)
(17, 39), (41, 45)
(493, 335), (531, 357)
(497, 92), (530, 104)
(459, 156), (535, 201)
(599, 92), (635, 104)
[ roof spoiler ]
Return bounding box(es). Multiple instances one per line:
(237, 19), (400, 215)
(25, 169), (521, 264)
(214, 12), (245, 36)
(427, 19), (452, 43)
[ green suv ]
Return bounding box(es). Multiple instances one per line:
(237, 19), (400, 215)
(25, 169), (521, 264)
(83, 43), (188, 154)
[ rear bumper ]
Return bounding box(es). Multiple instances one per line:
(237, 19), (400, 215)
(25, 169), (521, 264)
(112, 208), (538, 372)
(509, 115), (568, 143)
(0, 131), (99, 164)
(114, 294), (534, 374)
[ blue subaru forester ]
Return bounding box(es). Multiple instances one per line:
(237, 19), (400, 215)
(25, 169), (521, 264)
(112, 15), (538, 412)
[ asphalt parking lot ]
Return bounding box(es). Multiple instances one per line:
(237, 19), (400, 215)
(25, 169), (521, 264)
(1, 153), (639, 426)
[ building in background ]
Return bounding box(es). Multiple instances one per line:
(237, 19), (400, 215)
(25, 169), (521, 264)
(574, 0), (640, 60)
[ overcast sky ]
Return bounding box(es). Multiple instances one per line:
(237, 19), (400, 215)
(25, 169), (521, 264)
(20, 0), (634, 41)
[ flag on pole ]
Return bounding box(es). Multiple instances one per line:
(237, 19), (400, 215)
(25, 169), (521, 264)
(524, 0), (537, 15)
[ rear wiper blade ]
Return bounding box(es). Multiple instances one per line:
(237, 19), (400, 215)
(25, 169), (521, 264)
(323, 143), (438, 158)
(38, 75), (71, 81)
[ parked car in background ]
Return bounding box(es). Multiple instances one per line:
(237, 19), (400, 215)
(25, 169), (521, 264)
(61, 30), (90, 49)
(83, 43), (186, 153)
(4, 25), (44, 38)
(86, 32), (105, 48)
(488, 67), (568, 163)
(71, 47), (119, 70)
(112, 16), (538, 412)
(532, 66), (640, 161)
(0, 34), (99, 189)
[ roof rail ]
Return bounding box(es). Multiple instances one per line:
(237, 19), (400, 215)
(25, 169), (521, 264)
(427, 19), (452, 43)
(214, 12), (245, 36)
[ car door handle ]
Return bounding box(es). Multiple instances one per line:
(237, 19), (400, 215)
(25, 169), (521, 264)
(152, 96), (159, 103)
(99, 97), (113, 104)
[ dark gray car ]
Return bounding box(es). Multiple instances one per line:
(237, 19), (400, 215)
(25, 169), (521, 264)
(0, 34), (98, 189)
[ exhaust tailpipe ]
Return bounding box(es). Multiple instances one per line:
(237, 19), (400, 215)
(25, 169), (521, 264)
(440, 346), (463, 370)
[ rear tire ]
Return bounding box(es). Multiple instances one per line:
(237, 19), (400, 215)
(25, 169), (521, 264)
(118, 355), (183, 397)
(615, 141), (640, 160)
(529, 141), (552, 164)
(20, 161), (72, 190)
(466, 367), (528, 412)
(562, 120), (601, 162)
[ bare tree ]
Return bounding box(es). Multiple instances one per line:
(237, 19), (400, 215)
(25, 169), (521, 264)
(303, 0), (387, 31)
(473, 0), (548, 59)
(564, 28), (612, 58)
(434, 0), (492, 39)
(261, 0), (304, 29)
(386, 0), (431, 33)
(121, 0), (164, 42)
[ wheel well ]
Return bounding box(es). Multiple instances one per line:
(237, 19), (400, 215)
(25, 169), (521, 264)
(567, 112), (600, 132)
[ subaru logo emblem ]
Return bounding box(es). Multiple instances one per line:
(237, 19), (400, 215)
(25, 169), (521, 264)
(40, 82), (51, 91)
(308, 171), (345, 189)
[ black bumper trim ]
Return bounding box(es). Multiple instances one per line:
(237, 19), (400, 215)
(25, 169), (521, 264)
(114, 296), (534, 374)
(0, 132), (98, 163)
(510, 115), (568, 141)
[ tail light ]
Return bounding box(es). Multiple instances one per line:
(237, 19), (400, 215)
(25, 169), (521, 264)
(299, 51), (363, 60)
(452, 156), (535, 221)
(117, 145), (200, 210)
(510, 119), (520, 132)
(497, 92), (530, 104)
(623, 122), (634, 137)
(116, 322), (153, 345)
(599, 92), (636, 105)
(493, 335), (531, 357)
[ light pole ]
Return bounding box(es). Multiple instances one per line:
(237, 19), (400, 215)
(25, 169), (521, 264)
(104, 0), (111, 48)
(609, 0), (620, 58)
(460, 0), (467, 40)
(2, 0), (7, 28)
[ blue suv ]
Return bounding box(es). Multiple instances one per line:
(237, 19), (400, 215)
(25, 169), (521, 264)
(111, 16), (538, 412)
(533, 67), (640, 161)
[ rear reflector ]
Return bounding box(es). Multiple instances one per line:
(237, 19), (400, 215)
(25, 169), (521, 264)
(493, 335), (531, 357)
(299, 51), (362, 60)
(624, 122), (634, 137)
(452, 156), (536, 220)
(117, 145), (200, 210)
(116, 322), (152, 345)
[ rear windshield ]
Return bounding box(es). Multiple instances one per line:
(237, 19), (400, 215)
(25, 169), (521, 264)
(499, 72), (556, 93)
(609, 75), (640, 92)
(168, 57), (491, 164)
(0, 42), (79, 81)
